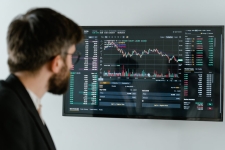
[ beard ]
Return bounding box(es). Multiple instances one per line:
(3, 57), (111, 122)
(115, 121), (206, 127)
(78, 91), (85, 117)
(48, 63), (70, 94)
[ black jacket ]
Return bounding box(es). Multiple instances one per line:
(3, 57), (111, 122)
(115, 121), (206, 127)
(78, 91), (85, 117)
(0, 74), (56, 150)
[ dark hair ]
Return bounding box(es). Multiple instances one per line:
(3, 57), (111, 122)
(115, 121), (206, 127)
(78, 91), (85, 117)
(7, 8), (84, 73)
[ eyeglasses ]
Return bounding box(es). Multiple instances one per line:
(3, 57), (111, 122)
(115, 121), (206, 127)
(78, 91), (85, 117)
(65, 51), (81, 65)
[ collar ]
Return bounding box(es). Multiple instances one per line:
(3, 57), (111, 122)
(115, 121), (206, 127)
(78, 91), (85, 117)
(26, 89), (41, 110)
(26, 88), (45, 124)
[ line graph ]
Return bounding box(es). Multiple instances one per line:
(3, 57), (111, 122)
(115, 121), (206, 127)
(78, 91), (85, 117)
(105, 41), (178, 63)
(101, 39), (180, 78)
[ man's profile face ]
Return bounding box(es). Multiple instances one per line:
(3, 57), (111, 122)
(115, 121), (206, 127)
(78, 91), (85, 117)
(48, 45), (75, 94)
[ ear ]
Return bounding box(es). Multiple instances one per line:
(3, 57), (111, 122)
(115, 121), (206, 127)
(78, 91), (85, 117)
(49, 55), (63, 73)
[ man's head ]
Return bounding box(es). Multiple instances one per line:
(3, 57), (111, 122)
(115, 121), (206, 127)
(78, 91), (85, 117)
(7, 8), (84, 94)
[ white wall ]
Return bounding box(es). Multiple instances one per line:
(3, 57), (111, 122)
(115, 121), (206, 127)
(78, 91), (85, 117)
(0, 0), (225, 150)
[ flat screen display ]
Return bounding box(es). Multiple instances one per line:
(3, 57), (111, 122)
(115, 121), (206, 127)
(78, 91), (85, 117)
(63, 26), (224, 121)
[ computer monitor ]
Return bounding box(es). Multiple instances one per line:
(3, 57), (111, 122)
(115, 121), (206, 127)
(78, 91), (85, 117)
(63, 26), (224, 121)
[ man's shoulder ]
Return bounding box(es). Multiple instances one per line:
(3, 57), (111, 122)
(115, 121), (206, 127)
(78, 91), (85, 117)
(0, 79), (13, 92)
(0, 79), (14, 94)
(0, 80), (20, 106)
(0, 79), (8, 87)
(0, 75), (22, 97)
(0, 80), (27, 121)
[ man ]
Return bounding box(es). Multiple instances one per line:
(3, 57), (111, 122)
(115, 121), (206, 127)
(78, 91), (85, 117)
(0, 8), (83, 150)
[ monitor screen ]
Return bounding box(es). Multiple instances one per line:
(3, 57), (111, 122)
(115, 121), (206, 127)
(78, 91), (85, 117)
(63, 26), (224, 121)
